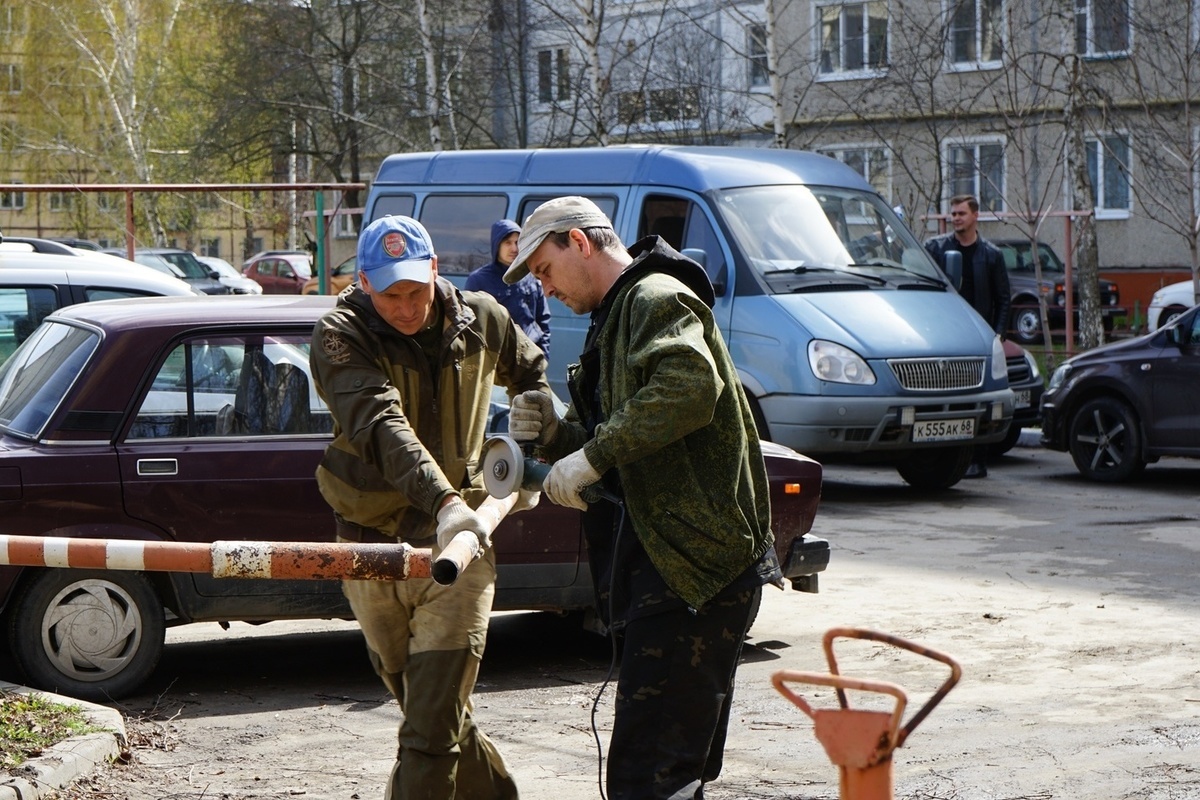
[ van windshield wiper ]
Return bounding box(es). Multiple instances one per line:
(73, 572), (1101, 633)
(762, 265), (887, 285)
(845, 261), (947, 289)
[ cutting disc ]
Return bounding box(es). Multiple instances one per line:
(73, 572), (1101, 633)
(483, 435), (524, 498)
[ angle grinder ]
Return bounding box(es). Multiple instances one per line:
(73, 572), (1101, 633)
(482, 435), (619, 504)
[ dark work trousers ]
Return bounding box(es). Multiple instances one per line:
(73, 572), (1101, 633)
(606, 579), (761, 800)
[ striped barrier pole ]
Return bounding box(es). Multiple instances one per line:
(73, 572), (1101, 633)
(0, 494), (518, 583)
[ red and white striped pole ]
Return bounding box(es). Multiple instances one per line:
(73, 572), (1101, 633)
(0, 495), (517, 584)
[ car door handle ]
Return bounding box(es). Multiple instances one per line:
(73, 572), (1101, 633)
(137, 459), (178, 476)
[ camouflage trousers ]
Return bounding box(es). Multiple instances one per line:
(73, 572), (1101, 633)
(607, 581), (762, 800)
(341, 544), (518, 800)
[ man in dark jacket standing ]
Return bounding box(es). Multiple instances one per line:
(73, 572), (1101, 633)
(924, 194), (1011, 478)
(466, 219), (551, 358)
(502, 197), (781, 800)
(310, 214), (548, 800)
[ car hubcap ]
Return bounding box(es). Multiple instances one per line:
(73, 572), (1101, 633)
(42, 581), (142, 682)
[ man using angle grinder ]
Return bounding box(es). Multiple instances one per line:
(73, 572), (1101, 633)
(503, 196), (781, 799)
(310, 214), (548, 799)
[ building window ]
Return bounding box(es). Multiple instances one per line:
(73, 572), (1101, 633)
(949, 0), (1003, 66)
(0, 5), (25, 35)
(0, 63), (20, 94)
(537, 48), (570, 103)
(48, 192), (70, 212)
(96, 193), (117, 212)
(0, 182), (24, 210)
(1086, 134), (1131, 217)
(748, 23), (769, 88)
(947, 141), (1005, 212)
(821, 146), (890, 197)
(617, 87), (701, 126)
(200, 238), (220, 257)
(1075, 0), (1128, 57)
(818, 1), (888, 76)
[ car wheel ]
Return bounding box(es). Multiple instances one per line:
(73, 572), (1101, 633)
(6, 569), (165, 701)
(989, 422), (1023, 458)
(1011, 303), (1042, 345)
(895, 444), (973, 489)
(1160, 305), (1187, 329)
(1067, 396), (1145, 482)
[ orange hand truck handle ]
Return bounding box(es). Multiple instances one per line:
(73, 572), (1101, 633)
(822, 628), (963, 749)
(771, 670), (908, 752)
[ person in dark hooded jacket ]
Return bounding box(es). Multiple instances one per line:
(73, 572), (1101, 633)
(466, 219), (551, 358)
(500, 196), (780, 800)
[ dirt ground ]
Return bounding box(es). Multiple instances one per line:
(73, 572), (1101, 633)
(53, 447), (1200, 799)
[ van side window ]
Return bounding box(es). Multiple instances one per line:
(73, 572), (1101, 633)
(372, 195), (416, 221)
(641, 195), (726, 287)
(420, 195), (507, 276)
(518, 196), (618, 229)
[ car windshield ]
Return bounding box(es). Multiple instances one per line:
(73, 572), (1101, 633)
(136, 254), (187, 279)
(712, 185), (944, 291)
(203, 259), (239, 279)
(158, 252), (211, 280)
(0, 320), (99, 438)
(1000, 242), (1066, 274)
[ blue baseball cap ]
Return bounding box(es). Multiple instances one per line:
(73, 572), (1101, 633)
(357, 215), (435, 291)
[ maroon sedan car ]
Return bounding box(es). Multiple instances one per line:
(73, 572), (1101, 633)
(241, 252), (313, 294)
(0, 295), (827, 700)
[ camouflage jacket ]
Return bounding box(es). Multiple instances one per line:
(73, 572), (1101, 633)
(541, 237), (773, 608)
(311, 278), (548, 540)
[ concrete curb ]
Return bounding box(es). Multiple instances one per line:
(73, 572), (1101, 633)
(0, 682), (127, 800)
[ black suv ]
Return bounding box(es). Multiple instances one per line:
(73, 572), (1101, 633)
(137, 248), (232, 295)
(1041, 305), (1200, 481)
(994, 239), (1125, 345)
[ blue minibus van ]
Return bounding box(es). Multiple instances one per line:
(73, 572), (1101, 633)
(363, 145), (1013, 489)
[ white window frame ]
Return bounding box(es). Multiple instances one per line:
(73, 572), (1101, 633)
(536, 47), (571, 104)
(946, 0), (1004, 71)
(0, 62), (20, 94)
(747, 22), (770, 89)
(0, 181), (24, 210)
(815, 1), (889, 81)
(48, 192), (69, 212)
(333, 193), (357, 240)
(1, 5), (25, 35)
(820, 144), (892, 201)
(1085, 132), (1132, 220)
(1074, 0), (1130, 59)
(944, 138), (1007, 213)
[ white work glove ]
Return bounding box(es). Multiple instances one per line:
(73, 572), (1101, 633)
(543, 449), (602, 512)
(509, 391), (558, 446)
(511, 488), (540, 514)
(435, 497), (492, 551)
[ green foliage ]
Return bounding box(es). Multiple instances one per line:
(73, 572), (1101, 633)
(0, 690), (95, 769)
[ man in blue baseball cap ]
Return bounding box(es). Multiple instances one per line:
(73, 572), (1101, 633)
(310, 214), (549, 800)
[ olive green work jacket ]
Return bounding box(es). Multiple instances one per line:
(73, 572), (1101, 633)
(311, 278), (548, 540)
(540, 239), (772, 609)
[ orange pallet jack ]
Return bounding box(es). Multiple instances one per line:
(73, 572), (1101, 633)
(771, 627), (962, 800)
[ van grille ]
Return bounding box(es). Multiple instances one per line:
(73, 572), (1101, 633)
(888, 358), (985, 391)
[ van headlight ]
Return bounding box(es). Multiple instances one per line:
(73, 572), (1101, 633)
(808, 340), (876, 385)
(991, 336), (1006, 381)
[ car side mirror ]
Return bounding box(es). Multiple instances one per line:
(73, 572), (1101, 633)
(683, 247), (726, 297)
(943, 250), (963, 291)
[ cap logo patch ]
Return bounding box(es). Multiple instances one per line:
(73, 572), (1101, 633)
(383, 231), (407, 258)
